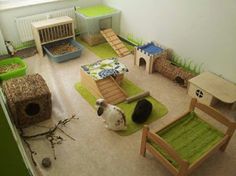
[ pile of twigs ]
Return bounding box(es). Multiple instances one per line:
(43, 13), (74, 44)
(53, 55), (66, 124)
(20, 115), (78, 166)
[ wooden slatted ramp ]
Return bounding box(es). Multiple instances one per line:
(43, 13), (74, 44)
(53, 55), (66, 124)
(101, 28), (130, 57)
(97, 76), (127, 104)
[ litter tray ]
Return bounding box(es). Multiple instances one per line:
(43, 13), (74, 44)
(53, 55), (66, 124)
(43, 39), (83, 63)
(0, 57), (27, 81)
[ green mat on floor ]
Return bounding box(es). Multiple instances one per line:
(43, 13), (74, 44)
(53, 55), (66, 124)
(149, 112), (224, 168)
(76, 37), (134, 59)
(75, 79), (168, 136)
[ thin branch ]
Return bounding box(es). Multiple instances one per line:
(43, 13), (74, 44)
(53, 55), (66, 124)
(22, 138), (37, 166)
(58, 127), (76, 141)
(22, 115), (76, 139)
(20, 114), (78, 164)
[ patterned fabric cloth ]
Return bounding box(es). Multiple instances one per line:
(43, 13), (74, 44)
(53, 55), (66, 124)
(81, 58), (128, 80)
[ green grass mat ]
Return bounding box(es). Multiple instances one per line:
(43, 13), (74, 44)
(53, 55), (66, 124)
(76, 5), (118, 17)
(76, 37), (134, 59)
(149, 112), (224, 168)
(75, 79), (168, 136)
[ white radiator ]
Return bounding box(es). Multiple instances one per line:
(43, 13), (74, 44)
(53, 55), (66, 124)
(16, 8), (75, 42)
(0, 29), (8, 55)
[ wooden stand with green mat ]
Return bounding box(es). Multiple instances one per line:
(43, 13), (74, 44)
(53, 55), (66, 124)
(140, 98), (236, 176)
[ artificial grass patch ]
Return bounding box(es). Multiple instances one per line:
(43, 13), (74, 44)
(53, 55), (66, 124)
(149, 112), (224, 168)
(76, 38), (134, 59)
(75, 79), (168, 136)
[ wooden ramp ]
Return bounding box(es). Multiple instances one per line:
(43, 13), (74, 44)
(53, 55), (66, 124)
(97, 76), (127, 104)
(101, 28), (130, 57)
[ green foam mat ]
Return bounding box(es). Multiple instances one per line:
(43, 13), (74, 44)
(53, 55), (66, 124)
(149, 112), (224, 168)
(77, 5), (118, 17)
(75, 79), (168, 136)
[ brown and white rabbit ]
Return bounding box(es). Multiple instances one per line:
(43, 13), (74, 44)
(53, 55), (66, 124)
(96, 99), (127, 131)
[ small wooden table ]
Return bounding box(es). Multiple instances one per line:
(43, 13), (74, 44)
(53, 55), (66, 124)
(188, 72), (236, 108)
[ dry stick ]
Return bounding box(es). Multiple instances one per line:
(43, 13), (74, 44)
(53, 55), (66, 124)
(58, 127), (76, 141)
(21, 115), (77, 164)
(22, 115), (76, 139)
(19, 129), (38, 166)
(35, 124), (76, 141)
(22, 137), (37, 166)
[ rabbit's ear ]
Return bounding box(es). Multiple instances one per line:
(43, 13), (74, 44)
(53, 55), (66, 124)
(97, 107), (104, 116)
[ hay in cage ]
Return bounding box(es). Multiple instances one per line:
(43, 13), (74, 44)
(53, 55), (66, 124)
(2, 73), (52, 128)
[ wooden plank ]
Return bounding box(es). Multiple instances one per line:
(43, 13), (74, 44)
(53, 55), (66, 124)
(119, 47), (129, 52)
(41, 35), (74, 45)
(195, 102), (235, 127)
(97, 78), (113, 86)
(46, 28), (51, 41)
(109, 96), (126, 105)
(98, 83), (117, 90)
(100, 86), (119, 94)
(189, 98), (197, 112)
(49, 27), (54, 41)
(80, 69), (103, 98)
(146, 143), (178, 175)
(122, 51), (131, 56)
(52, 26), (57, 40)
(106, 32), (114, 37)
(103, 28), (113, 33)
(111, 40), (121, 45)
(147, 132), (186, 165)
(109, 36), (119, 41)
(115, 43), (125, 49)
(31, 16), (73, 29)
(105, 92), (126, 102)
(140, 125), (149, 156)
(103, 90), (124, 98)
(43, 29), (48, 42)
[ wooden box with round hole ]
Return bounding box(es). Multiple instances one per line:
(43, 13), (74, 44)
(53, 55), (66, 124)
(2, 73), (52, 128)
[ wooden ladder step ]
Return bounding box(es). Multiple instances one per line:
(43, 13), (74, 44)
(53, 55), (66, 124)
(100, 28), (131, 57)
(106, 94), (126, 102)
(114, 44), (126, 50)
(119, 48), (129, 53)
(107, 95), (126, 105)
(122, 51), (131, 56)
(100, 85), (119, 93)
(102, 28), (113, 34)
(97, 78), (113, 86)
(98, 81), (116, 88)
(103, 89), (123, 98)
(111, 40), (121, 45)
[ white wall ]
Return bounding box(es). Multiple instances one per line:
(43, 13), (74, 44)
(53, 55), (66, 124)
(103, 0), (236, 83)
(0, 0), (101, 47)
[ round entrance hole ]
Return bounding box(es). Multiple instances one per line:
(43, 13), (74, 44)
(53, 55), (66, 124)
(25, 103), (40, 116)
(175, 76), (185, 86)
